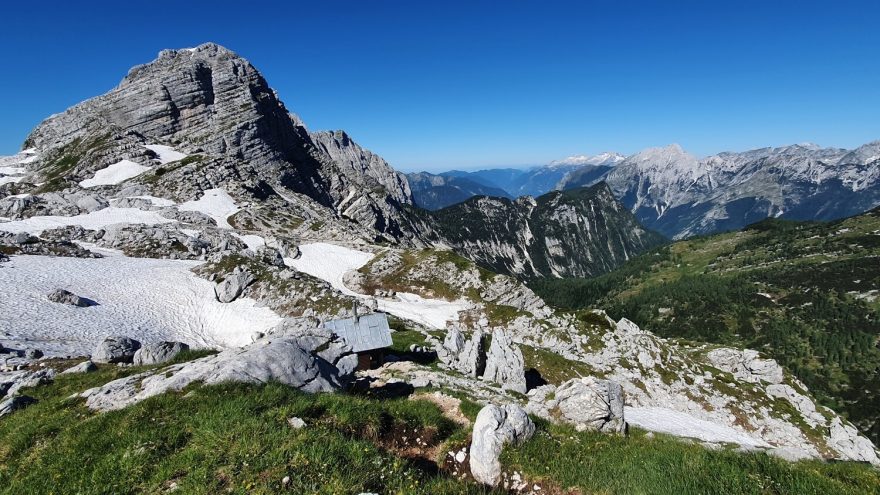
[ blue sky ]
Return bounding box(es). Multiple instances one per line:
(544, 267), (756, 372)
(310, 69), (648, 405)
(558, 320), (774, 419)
(1, 1), (878, 171)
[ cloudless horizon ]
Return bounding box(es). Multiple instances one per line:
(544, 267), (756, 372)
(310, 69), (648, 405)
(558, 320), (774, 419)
(1, 0), (878, 172)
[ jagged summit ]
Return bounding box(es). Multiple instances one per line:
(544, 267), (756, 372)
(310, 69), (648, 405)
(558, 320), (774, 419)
(19, 42), (415, 241)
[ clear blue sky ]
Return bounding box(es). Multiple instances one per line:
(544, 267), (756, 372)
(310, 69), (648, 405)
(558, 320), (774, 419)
(1, 1), (878, 171)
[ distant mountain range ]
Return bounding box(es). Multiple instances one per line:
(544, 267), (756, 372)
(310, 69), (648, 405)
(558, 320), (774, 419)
(410, 142), (880, 239)
(407, 152), (625, 208)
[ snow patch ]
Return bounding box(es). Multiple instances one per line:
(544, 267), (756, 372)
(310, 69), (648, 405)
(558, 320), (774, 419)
(232, 233), (266, 252)
(0, 254), (282, 356)
(79, 160), (151, 188)
(377, 292), (470, 330)
(144, 144), (188, 164)
(0, 176), (24, 186)
(625, 406), (770, 448)
(179, 188), (240, 229)
(287, 243), (373, 296)
(288, 242), (468, 328)
(0, 207), (175, 235)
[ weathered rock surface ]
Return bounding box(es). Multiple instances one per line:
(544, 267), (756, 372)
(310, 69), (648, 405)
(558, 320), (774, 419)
(24, 349), (44, 360)
(47, 288), (90, 307)
(0, 395), (37, 417)
(707, 347), (784, 384)
(92, 336), (142, 364)
(469, 404), (535, 486)
(214, 268), (256, 303)
(551, 377), (626, 433)
(482, 329), (527, 394)
(61, 360), (98, 374)
(132, 341), (190, 366)
(81, 333), (355, 411)
(435, 326), (484, 377)
(0, 369), (55, 399)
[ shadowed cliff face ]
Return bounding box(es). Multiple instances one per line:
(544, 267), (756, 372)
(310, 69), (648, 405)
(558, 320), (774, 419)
(416, 182), (666, 279)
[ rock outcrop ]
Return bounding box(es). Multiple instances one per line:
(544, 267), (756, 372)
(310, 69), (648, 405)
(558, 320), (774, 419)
(550, 377), (626, 433)
(706, 347), (784, 384)
(81, 332), (355, 411)
(61, 360), (98, 374)
(0, 395), (37, 417)
(0, 369), (55, 399)
(435, 327), (484, 377)
(92, 336), (141, 364)
(132, 341), (190, 366)
(214, 267), (256, 303)
(46, 288), (91, 307)
(482, 329), (527, 394)
(469, 404), (535, 486)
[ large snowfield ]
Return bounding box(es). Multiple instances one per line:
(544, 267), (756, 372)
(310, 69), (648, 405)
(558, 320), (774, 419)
(288, 242), (470, 329)
(0, 251), (281, 356)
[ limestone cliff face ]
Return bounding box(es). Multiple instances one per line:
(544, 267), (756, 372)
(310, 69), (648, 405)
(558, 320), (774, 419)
(418, 183), (665, 279)
(22, 43), (413, 241)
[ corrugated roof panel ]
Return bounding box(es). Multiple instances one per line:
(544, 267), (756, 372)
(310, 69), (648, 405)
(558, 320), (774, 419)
(323, 313), (393, 352)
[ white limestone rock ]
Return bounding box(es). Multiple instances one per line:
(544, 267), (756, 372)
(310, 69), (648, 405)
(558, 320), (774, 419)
(706, 347), (784, 384)
(81, 334), (355, 411)
(92, 336), (141, 364)
(469, 404), (535, 486)
(482, 329), (527, 394)
(132, 341), (190, 366)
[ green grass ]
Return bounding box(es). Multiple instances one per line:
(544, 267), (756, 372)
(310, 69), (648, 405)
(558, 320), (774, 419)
(0, 366), (488, 495)
(2, 364), (879, 494)
(520, 344), (602, 384)
(503, 422), (880, 495)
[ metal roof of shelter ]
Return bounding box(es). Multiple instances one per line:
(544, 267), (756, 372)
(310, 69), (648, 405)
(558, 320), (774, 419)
(322, 312), (393, 353)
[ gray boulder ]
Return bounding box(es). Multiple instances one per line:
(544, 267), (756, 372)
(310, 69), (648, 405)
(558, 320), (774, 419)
(82, 333), (356, 411)
(214, 268), (256, 303)
(92, 336), (141, 364)
(24, 349), (44, 360)
(0, 395), (37, 417)
(482, 329), (527, 393)
(133, 341), (190, 366)
(46, 288), (90, 307)
(553, 377), (626, 433)
(61, 360), (98, 374)
(469, 404), (535, 486)
(0, 369), (55, 399)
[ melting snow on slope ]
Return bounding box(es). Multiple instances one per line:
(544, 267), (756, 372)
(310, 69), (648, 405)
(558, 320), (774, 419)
(287, 243), (374, 296)
(232, 233), (266, 252)
(0, 207), (175, 235)
(625, 407), (770, 448)
(288, 242), (469, 329)
(377, 292), (470, 330)
(79, 159), (151, 188)
(179, 188), (240, 229)
(0, 254), (282, 356)
(144, 144), (188, 164)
